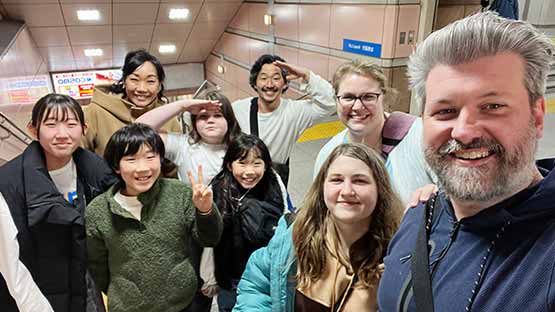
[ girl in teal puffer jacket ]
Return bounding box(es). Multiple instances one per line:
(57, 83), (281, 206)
(234, 143), (402, 312)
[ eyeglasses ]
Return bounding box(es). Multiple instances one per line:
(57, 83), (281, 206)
(336, 92), (381, 107)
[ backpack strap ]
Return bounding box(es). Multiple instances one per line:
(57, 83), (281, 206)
(249, 97), (259, 137)
(381, 112), (417, 157)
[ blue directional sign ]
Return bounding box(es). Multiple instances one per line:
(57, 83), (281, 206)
(342, 39), (382, 58)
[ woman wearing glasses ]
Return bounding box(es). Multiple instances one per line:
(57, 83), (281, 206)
(313, 60), (435, 205)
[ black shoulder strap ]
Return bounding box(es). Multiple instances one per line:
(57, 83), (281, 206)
(250, 97), (259, 137)
(411, 194), (439, 312)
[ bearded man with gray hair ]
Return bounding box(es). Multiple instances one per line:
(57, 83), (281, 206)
(378, 12), (554, 312)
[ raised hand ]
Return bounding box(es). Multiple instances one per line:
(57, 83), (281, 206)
(180, 99), (221, 115)
(187, 165), (213, 214)
(405, 184), (438, 212)
(273, 61), (310, 83)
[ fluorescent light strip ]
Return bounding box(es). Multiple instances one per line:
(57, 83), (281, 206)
(84, 48), (103, 57)
(159, 44), (176, 54)
(169, 8), (190, 20)
(77, 10), (100, 21)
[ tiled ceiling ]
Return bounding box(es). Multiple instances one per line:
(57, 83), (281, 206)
(0, 0), (242, 72)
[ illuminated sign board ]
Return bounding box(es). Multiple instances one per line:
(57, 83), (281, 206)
(52, 69), (122, 99)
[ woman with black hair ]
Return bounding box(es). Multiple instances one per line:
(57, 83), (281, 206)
(211, 134), (292, 311)
(82, 49), (182, 158)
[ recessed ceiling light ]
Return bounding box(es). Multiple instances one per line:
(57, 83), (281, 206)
(84, 48), (103, 57)
(77, 10), (100, 21)
(159, 44), (176, 54)
(169, 8), (190, 20)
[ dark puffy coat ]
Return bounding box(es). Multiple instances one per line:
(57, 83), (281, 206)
(0, 142), (117, 312)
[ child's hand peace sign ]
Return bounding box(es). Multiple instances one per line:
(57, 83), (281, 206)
(187, 165), (213, 214)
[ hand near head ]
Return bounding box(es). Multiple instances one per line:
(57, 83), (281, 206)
(179, 99), (221, 115)
(273, 61), (310, 83)
(187, 165), (213, 214)
(405, 184), (438, 212)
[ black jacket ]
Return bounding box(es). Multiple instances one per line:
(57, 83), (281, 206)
(212, 171), (287, 290)
(0, 142), (117, 312)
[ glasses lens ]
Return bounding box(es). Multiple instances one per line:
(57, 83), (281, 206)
(361, 93), (378, 104)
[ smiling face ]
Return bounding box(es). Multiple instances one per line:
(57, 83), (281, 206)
(124, 61), (161, 107)
(229, 149), (266, 189)
(324, 155), (377, 229)
(195, 109), (228, 145)
(255, 63), (286, 109)
(30, 108), (85, 170)
(423, 52), (544, 203)
(336, 74), (385, 138)
(117, 144), (161, 196)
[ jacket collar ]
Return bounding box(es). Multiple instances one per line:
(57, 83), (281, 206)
(105, 178), (162, 221)
(23, 141), (83, 227)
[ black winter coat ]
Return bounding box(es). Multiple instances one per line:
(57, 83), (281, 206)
(0, 142), (117, 312)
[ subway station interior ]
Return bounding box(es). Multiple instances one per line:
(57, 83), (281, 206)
(0, 1), (554, 311)
(1, 0), (554, 204)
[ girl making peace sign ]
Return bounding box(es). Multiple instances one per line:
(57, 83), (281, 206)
(86, 123), (223, 312)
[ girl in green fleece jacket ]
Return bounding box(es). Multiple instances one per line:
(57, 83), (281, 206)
(86, 123), (223, 312)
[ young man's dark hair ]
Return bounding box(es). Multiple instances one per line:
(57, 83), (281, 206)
(104, 123), (165, 173)
(249, 54), (289, 92)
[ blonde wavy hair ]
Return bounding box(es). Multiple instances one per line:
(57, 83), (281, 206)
(292, 143), (402, 289)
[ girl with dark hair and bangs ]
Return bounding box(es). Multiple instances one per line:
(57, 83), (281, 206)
(211, 134), (292, 312)
(82, 49), (182, 162)
(0, 93), (118, 311)
(85, 123), (223, 312)
(234, 143), (402, 312)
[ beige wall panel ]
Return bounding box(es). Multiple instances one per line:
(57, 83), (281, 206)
(197, 2), (241, 23)
(274, 45), (299, 66)
(221, 33), (251, 65)
(435, 5), (465, 30)
(274, 4), (299, 41)
(232, 64), (251, 93)
(205, 54), (224, 79)
(299, 4), (331, 47)
(328, 55), (348, 82)
(464, 5), (481, 16)
(16, 28), (43, 77)
(229, 3), (249, 31)
(249, 39), (271, 65)
(179, 39), (217, 63)
(249, 3), (269, 35)
(394, 5), (419, 58)
(3, 4), (65, 27)
(390, 66), (410, 113)
(223, 60), (238, 87)
(381, 5), (398, 59)
(329, 5), (385, 51)
(298, 50), (329, 79)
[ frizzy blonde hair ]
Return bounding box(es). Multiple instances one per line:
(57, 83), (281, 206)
(292, 143), (402, 289)
(332, 60), (399, 111)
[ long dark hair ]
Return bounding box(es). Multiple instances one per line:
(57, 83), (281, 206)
(212, 134), (275, 214)
(189, 90), (241, 145)
(111, 49), (167, 102)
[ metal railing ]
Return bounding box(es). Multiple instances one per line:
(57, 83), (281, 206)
(0, 112), (33, 146)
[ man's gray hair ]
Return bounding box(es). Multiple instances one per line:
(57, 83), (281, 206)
(408, 11), (553, 111)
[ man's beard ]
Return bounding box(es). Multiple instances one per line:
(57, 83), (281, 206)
(424, 120), (538, 203)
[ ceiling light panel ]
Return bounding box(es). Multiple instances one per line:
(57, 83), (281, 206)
(169, 8), (190, 20)
(77, 10), (100, 21)
(84, 48), (103, 57)
(159, 44), (176, 54)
